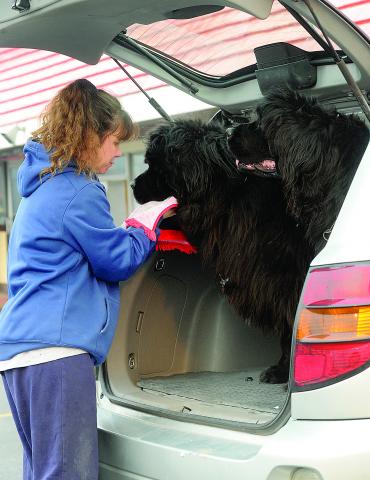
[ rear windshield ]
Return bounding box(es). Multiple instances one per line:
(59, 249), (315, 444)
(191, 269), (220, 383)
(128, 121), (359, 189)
(127, 1), (370, 77)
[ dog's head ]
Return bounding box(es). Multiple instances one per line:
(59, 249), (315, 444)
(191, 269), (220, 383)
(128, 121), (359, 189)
(132, 119), (237, 204)
(227, 120), (277, 177)
(228, 88), (369, 244)
(242, 89), (369, 181)
(228, 88), (369, 183)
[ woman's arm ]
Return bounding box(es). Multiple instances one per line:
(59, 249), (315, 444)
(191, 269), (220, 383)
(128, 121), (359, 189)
(62, 183), (156, 282)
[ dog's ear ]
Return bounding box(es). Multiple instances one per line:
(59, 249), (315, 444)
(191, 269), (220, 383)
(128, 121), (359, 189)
(170, 124), (238, 199)
(146, 126), (193, 199)
(167, 141), (203, 198)
(260, 90), (369, 189)
(146, 126), (171, 155)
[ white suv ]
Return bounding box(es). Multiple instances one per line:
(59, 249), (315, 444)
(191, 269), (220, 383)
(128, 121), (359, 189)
(1, 1), (369, 479)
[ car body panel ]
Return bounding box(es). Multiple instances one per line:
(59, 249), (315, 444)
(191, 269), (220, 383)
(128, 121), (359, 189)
(312, 144), (370, 267)
(97, 384), (370, 480)
(0, 0), (369, 110)
(289, 143), (370, 423)
(291, 366), (370, 420)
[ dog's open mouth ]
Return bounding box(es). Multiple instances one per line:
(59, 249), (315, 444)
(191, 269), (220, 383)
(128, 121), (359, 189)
(236, 159), (277, 176)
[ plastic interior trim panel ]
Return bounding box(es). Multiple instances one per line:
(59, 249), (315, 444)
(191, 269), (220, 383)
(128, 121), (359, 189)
(101, 249), (290, 434)
(107, 38), (364, 112)
(113, 34), (349, 87)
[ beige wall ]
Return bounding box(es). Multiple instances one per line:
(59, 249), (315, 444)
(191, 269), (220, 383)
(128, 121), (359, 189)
(0, 231), (7, 284)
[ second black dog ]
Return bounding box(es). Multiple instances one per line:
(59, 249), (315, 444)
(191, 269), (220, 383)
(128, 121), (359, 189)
(133, 90), (369, 384)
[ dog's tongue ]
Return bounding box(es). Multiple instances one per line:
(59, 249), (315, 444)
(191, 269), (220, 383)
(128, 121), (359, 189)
(255, 159), (276, 172)
(236, 159), (276, 173)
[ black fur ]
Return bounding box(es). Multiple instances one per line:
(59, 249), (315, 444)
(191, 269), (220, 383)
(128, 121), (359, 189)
(231, 89), (369, 252)
(133, 90), (369, 384)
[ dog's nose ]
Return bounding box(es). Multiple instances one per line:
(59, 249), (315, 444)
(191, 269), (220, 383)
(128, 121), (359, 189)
(130, 182), (135, 190)
(226, 126), (234, 138)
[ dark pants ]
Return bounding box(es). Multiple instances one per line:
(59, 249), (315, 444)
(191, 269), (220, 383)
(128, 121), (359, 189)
(1, 354), (98, 480)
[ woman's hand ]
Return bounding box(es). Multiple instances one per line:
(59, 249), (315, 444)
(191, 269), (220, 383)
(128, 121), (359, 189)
(123, 196), (178, 240)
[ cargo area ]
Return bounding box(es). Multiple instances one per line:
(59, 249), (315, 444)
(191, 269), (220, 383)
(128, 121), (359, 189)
(104, 244), (289, 426)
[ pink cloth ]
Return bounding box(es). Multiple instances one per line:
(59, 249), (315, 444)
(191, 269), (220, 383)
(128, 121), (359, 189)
(123, 196), (178, 241)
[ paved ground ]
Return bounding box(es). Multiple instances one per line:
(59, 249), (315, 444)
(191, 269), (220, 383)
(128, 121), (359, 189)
(0, 378), (22, 479)
(0, 291), (21, 478)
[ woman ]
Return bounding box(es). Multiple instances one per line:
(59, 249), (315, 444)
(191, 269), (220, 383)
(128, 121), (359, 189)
(0, 78), (176, 479)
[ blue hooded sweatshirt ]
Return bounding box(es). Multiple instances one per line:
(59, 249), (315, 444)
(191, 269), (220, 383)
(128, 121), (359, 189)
(0, 140), (155, 365)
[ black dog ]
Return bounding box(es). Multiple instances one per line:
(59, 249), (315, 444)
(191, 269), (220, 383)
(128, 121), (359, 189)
(230, 89), (369, 254)
(133, 89), (369, 384)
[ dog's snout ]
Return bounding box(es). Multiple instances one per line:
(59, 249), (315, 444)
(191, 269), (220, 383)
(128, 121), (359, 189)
(130, 181), (135, 190)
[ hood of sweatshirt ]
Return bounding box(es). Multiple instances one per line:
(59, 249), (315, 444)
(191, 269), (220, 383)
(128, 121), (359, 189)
(17, 140), (76, 198)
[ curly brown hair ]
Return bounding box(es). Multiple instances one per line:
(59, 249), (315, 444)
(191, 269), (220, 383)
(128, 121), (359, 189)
(32, 79), (137, 176)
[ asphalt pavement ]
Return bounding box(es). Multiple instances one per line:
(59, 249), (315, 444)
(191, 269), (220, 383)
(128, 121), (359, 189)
(0, 378), (22, 479)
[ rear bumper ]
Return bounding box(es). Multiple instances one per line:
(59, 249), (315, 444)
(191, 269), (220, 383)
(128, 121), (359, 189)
(97, 395), (370, 480)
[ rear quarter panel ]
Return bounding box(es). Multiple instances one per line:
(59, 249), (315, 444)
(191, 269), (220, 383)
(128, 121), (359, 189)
(292, 142), (370, 420)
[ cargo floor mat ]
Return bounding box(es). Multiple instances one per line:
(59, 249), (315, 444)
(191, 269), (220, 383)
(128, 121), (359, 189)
(138, 369), (287, 413)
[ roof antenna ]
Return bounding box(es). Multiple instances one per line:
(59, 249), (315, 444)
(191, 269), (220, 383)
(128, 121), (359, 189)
(111, 57), (173, 123)
(302, 0), (370, 123)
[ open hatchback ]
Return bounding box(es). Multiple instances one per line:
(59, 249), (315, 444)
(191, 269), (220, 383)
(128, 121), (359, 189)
(1, 1), (370, 479)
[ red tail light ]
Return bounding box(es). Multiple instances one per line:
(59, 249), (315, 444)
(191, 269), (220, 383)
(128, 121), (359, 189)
(294, 263), (370, 389)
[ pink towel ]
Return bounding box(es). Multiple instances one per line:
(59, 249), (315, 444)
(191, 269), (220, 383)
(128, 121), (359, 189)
(123, 196), (178, 241)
